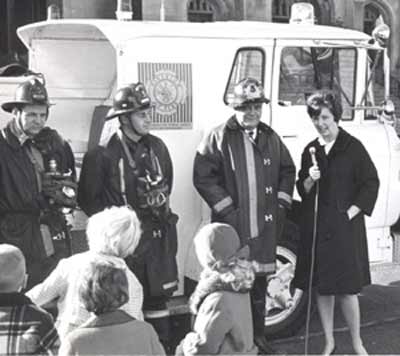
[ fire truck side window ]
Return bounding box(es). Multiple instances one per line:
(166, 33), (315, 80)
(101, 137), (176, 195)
(279, 47), (356, 120)
(224, 48), (265, 106)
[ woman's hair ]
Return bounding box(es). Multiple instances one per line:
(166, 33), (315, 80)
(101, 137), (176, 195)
(80, 260), (129, 315)
(306, 91), (343, 122)
(86, 206), (142, 258)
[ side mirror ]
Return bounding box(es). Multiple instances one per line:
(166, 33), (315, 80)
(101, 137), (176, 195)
(372, 24), (390, 48)
(378, 99), (396, 125)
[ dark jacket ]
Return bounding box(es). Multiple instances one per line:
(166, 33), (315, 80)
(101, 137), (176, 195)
(78, 131), (178, 297)
(193, 116), (296, 273)
(293, 127), (379, 294)
(0, 123), (75, 275)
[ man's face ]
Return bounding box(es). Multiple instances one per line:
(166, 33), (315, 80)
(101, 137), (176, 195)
(235, 102), (263, 130)
(17, 104), (48, 137)
(124, 109), (152, 136)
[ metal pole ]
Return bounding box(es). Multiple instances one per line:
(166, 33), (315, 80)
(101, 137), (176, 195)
(305, 181), (319, 356)
(384, 48), (390, 100)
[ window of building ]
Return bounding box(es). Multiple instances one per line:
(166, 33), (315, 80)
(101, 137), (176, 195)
(224, 48), (265, 106)
(0, 0), (47, 69)
(279, 46), (356, 119)
(272, 0), (295, 23)
(187, 0), (215, 22)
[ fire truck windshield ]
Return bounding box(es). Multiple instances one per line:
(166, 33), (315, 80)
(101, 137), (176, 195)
(279, 46), (356, 120)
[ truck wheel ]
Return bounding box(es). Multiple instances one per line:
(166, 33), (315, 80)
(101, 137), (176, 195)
(264, 240), (313, 339)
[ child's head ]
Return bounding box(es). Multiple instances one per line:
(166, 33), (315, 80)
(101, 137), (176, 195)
(79, 260), (129, 315)
(0, 244), (27, 292)
(86, 206), (142, 258)
(194, 223), (249, 269)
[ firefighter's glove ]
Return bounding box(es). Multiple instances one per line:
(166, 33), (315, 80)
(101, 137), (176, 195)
(308, 165), (321, 182)
(42, 175), (78, 209)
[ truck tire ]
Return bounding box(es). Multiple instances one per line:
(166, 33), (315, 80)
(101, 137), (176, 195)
(264, 238), (313, 339)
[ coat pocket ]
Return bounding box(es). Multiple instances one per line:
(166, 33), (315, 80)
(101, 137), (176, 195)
(336, 200), (351, 213)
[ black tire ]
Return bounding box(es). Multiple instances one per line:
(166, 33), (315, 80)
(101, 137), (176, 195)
(264, 226), (314, 339)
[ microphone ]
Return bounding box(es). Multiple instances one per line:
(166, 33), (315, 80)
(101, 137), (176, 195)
(309, 147), (318, 166)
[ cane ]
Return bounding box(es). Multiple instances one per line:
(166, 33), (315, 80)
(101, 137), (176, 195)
(305, 147), (319, 355)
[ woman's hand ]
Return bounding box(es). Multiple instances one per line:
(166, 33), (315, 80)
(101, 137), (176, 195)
(309, 165), (321, 181)
(303, 165), (321, 193)
(347, 205), (361, 220)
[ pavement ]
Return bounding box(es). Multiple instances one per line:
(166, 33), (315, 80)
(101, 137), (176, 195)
(269, 263), (400, 355)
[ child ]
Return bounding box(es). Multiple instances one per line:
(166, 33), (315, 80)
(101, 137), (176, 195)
(176, 223), (258, 355)
(27, 206), (144, 338)
(0, 244), (59, 355)
(59, 260), (165, 355)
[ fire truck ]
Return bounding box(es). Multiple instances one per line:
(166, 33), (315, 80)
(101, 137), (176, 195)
(0, 2), (399, 338)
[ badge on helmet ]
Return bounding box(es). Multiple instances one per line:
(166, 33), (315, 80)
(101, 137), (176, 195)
(106, 82), (153, 120)
(229, 77), (270, 110)
(1, 76), (53, 113)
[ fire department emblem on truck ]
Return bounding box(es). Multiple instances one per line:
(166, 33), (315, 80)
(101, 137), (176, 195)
(147, 69), (187, 116)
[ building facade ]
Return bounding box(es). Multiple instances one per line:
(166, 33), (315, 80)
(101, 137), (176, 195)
(1, 1), (399, 79)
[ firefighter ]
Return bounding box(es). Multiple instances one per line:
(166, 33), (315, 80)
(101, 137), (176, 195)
(78, 82), (178, 351)
(0, 76), (76, 288)
(193, 77), (296, 354)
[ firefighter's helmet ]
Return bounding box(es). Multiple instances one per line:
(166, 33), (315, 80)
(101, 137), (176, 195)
(229, 77), (269, 110)
(2, 77), (53, 113)
(106, 82), (152, 120)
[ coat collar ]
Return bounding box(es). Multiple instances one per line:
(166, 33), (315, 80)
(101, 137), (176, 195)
(226, 115), (272, 136)
(1, 123), (27, 151)
(81, 310), (135, 328)
(327, 127), (352, 155)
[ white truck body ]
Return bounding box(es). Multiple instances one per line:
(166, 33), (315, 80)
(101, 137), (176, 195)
(1, 18), (399, 336)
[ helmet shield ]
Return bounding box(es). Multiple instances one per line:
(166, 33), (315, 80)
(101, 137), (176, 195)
(229, 77), (269, 110)
(106, 82), (153, 120)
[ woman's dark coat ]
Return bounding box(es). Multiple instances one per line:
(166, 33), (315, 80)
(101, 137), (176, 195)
(293, 127), (379, 295)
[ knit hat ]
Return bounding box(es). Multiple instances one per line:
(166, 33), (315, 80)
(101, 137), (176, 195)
(0, 244), (26, 292)
(194, 223), (249, 269)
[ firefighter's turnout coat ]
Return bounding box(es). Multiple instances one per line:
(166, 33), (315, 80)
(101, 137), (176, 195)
(0, 123), (75, 286)
(193, 116), (295, 273)
(78, 131), (178, 297)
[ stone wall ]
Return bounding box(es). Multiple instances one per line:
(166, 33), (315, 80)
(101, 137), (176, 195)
(61, 0), (115, 18)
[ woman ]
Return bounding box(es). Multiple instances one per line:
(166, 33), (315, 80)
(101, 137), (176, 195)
(59, 260), (165, 355)
(26, 206), (144, 338)
(293, 92), (379, 355)
(176, 223), (258, 355)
